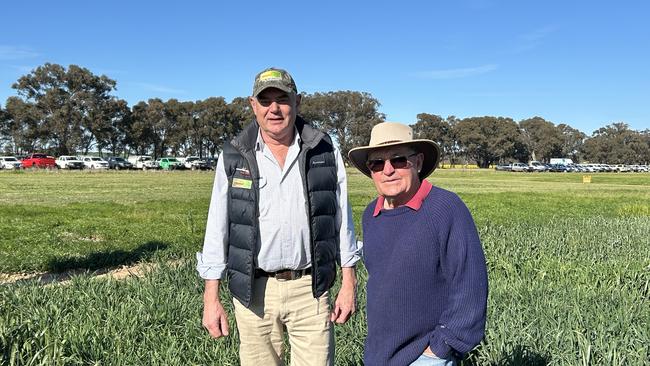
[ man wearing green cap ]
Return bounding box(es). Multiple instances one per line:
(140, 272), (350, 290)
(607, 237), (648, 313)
(197, 67), (360, 366)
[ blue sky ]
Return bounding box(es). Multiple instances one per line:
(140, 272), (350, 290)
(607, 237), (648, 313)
(1, 0), (648, 134)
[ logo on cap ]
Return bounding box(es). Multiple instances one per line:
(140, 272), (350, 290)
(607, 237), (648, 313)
(259, 70), (283, 81)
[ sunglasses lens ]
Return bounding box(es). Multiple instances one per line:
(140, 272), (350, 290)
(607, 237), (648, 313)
(390, 156), (408, 168)
(366, 159), (385, 172)
(366, 156), (411, 172)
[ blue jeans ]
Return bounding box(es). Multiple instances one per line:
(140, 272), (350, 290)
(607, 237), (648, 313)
(409, 353), (456, 366)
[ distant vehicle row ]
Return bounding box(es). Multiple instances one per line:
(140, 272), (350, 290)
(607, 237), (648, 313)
(128, 155), (212, 170)
(0, 154), (216, 171)
(495, 161), (650, 173)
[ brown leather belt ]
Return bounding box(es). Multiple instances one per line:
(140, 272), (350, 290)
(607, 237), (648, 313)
(255, 267), (311, 281)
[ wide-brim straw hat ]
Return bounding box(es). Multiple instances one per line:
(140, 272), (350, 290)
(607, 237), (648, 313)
(348, 122), (440, 180)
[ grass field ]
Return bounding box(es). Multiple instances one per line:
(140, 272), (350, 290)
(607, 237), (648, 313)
(1, 169), (649, 365)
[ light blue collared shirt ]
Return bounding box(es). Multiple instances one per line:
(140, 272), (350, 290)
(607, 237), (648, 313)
(196, 128), (359, 279)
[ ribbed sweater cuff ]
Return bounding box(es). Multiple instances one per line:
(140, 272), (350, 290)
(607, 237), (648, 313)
(429, 330), (453, 359)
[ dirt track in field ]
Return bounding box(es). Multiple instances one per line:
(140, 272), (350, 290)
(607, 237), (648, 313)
(0, 261), (166, 286)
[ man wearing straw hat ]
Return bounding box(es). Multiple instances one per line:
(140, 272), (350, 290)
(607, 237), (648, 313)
(348, 122), (488, 366)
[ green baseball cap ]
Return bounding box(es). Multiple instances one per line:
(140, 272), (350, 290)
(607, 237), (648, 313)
(252, 67), (298, 97)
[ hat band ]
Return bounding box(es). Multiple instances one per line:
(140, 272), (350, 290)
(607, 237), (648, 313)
(377, 140), (405, 145)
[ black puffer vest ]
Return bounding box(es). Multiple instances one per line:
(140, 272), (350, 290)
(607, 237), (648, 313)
(222, 117), (339, 308)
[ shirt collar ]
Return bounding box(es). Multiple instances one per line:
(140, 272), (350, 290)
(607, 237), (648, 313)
(373, 179), (433, 217)
(255, 126), (300, 152)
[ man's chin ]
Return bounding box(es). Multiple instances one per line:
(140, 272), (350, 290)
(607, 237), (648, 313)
(381, 191), (405, 200)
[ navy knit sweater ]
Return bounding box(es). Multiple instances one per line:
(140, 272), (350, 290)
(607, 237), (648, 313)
(362, 185), (488, 366)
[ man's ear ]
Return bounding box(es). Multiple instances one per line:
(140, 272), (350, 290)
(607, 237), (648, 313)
(295, 94), (302, 109)
(417, 152), (425, 171)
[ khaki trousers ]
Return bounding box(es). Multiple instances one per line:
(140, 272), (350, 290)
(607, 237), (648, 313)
(233, 274), (333, 366)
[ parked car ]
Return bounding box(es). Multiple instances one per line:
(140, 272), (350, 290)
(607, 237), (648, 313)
(106, 156), (133, 170)
(494, 163), (529, 172)
(0, 156), (23, 170)
(21, 153), (57, 169)
(547, 164), (568, 172)
(55, 155), (84, 169)
(128, 155), (158, 170)
(158, 157), (183, 170)
(565, 164), (583, 172)
(181, 156), (210, 170)
(597, 164), (613, 172)
(511, 163), (530, 172)
(528, 161), (548, 172)
(612, 164), (630, 172)
(580, 164), (597, 172)
(205, 157), (218, 170)
(81, 156), (109, 169)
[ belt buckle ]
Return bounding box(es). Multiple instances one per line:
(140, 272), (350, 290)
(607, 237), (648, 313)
(275, 269), (300, 281)
(275, 270), (292, 281)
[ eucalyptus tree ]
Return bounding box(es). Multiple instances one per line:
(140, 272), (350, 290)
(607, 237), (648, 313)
(129, 101), (156, 155)
(163, 99), (193, 156)
(172, 100), (200, 156)
(194, 96), (249, 158)
(411, 113), (453, 166)
(229, 96), (254, 129)
(641, 129), (650, 163)
(101, 99), (132, 156)
(0, 105), (8, 153)
(11, 63), (118, 156)
(519, 116), (563, 162)
(3, 96), (44, 154)
(195, 97), (230, 158)
(581, 122), (647, 163)
(455, 116), (522, 168)
(557, 123), (586, 162)
(300, 91), (384, 163)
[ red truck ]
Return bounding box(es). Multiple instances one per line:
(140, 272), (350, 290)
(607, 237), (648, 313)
(21, 153), (57, 168)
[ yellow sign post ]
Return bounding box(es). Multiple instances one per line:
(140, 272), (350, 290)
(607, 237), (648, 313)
(582, 175), (592, 184)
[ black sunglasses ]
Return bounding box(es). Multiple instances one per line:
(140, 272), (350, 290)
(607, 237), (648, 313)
(366, 153), (418, 172)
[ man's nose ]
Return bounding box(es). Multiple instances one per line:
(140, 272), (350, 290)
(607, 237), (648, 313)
(269, 101), (281, 112)
(382, 159), (396, 175)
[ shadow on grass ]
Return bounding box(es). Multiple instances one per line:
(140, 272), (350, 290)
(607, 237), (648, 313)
(462, 345), (550, 366)
(46, 241), (169, 272)
(1, 241), (170, 286)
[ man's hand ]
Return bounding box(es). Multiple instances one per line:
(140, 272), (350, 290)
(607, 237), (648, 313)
(330, 267), (357, 324)
(202, 279), (230, 338)
(423, 346), (438, 358)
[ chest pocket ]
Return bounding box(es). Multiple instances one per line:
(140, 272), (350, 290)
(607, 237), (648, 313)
(257, 175), (268, 190)
(257, 175), (271, 216)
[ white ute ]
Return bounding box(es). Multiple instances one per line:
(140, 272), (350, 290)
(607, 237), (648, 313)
(56, 155), (84, 169)
(181, 156), (209, 170)
(0, 156), (22, 170)
(81, 156), (109, 169)
(128, 155), (158, 170)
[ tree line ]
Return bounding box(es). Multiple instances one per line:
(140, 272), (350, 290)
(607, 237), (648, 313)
(1, 63), (648, 167)
(412, 115), (649, 167)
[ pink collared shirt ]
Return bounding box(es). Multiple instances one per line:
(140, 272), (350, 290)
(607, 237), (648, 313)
(373, 179), (433, 216)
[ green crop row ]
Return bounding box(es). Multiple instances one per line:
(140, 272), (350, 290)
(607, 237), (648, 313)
(1, 170), (649, 365)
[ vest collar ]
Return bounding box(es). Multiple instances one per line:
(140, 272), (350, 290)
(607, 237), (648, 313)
(232, 116), (327, 152)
